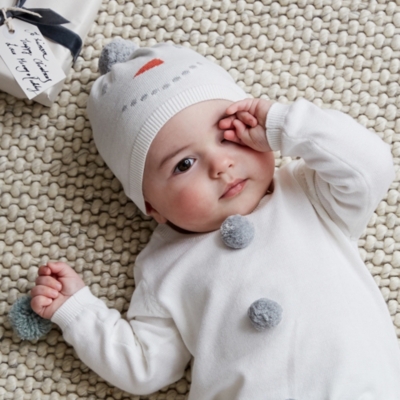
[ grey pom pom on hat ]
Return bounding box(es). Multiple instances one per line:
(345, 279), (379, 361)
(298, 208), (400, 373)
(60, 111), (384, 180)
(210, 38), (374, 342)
(98, 38), (139, 75)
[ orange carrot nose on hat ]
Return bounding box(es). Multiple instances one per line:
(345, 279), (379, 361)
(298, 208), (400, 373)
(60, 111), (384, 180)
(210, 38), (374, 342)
(87, 39), (248, 215)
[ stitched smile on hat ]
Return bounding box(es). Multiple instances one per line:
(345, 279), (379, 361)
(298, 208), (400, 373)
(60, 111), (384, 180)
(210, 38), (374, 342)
(134, 58), (164, 78)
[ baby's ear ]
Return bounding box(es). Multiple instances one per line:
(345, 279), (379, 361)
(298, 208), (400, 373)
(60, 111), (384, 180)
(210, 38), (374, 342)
(145, 201), (168, 224)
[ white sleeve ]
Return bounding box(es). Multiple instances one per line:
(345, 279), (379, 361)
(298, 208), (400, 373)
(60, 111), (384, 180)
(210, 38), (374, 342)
(266, 98), (395, 240)
(51, 283), (191, 396)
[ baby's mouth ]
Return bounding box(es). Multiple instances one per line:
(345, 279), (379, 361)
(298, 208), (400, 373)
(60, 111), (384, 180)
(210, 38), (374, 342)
(220, 179), (247, 199)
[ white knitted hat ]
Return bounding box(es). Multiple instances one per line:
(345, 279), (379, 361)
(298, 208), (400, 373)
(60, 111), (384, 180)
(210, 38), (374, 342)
(87, 39), (249, 214)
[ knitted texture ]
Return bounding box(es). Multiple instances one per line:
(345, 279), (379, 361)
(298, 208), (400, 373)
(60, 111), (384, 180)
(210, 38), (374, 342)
(0, 0), (399, 399)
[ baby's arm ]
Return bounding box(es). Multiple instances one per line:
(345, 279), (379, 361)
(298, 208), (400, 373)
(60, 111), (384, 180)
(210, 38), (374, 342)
(31, 263), (191, 395)
(221, 97), (395, 240)
(268, 98), (394, 240)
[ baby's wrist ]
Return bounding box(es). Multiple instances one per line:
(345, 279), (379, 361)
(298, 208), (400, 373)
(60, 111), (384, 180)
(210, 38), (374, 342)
(265, 102), (291, 151)
(260, 99), (274, 128)
(51, 286), (93, 329)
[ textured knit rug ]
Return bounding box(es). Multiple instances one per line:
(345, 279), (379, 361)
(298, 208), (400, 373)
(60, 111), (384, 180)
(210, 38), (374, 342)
(1, 0), (400, 399)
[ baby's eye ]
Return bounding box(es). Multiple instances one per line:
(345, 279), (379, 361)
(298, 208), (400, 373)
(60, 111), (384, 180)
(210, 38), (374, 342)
(174, 158), (195, 174)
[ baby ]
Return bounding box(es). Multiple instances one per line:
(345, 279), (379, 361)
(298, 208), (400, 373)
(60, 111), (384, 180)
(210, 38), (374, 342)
(30, 41), (400, 399)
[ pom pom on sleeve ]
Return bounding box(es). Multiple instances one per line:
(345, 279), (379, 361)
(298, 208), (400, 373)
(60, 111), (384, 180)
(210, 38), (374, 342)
(8, 296), (52, 340)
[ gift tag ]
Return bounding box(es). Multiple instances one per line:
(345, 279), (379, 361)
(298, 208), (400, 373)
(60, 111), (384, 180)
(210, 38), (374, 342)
(0, 19), (66, 99)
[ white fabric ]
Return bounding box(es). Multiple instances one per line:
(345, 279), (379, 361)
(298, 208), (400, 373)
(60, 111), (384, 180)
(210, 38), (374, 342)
(52, 98), (400, 399)
(87, 42), (249, 214)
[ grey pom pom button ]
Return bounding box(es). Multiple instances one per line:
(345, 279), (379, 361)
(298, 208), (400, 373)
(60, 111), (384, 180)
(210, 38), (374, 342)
(220, 215), (255, 249)
(248, 298), (283, 331)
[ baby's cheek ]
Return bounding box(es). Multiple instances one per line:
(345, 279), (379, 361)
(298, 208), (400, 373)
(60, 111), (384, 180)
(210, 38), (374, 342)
(175, 185), (211, 221)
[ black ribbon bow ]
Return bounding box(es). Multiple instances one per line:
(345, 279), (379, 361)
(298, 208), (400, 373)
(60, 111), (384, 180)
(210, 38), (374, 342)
(0, 0), (82, 62)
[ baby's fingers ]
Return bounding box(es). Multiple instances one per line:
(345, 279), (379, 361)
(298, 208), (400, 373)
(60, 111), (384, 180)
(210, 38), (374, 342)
(36, 276), (62, 291)
(31, 285), (59, 299)
(231, 119), (265, 151)
(38, 265), (52, 276)
(41, 262), (74, 279)
(30, 296), (53, 319)
(225, 99), (254, 116)
(223, 129), (243, 145)
(232, 119), (252, 144)
(31, 295), (52, 309)
(218, 115), (235, 130)
(236, 111), (258, 128)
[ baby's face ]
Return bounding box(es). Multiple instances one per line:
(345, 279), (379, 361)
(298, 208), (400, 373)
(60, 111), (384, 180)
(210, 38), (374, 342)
(142, 99), (275, 233)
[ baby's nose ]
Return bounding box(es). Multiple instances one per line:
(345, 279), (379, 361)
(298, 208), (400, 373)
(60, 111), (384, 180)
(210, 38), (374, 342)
(209, 150), (234, 177)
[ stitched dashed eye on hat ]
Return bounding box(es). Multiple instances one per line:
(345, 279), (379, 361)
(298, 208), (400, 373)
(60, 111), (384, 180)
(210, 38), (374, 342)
(87, 39), (249, 214)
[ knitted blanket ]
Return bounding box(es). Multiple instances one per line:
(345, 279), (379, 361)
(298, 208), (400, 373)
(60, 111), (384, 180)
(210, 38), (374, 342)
(1, 0), (399, 399)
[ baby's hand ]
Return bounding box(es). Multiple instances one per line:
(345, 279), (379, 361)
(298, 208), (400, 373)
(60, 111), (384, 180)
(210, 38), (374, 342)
(219, 98), (274, 152)
(30, 262), (85, 320)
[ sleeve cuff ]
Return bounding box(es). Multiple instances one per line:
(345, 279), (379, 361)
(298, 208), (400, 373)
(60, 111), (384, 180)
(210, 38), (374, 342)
(51, 286), (102, 331)
(266, 102), (291, 151)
